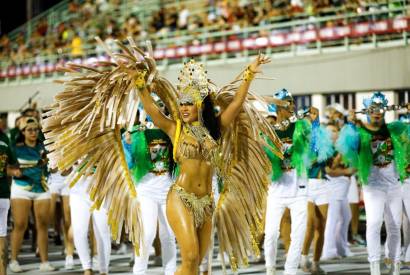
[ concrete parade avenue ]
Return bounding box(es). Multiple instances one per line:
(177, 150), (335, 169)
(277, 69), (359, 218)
(10, 240), (410, 275)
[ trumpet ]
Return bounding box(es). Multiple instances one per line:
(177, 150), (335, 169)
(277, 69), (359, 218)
(273, 108), (311, 130)
(355, 104), (409, 115)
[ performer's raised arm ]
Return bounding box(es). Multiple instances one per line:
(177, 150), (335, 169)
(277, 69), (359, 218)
(220, 53), (270, 127)
(138, 86), (176, 139)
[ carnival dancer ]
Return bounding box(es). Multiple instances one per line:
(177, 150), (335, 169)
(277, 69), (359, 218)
(70, 171), (111, 275)
(48, 167), (75, 269)
(42, 39), (282, 275)
(122, 106), (177, 275)
(337, 92), (410, 275)
(321, 123), (354, 260)
(331, 107), (365, 246)
(301, 107), (334, 274)
(137, 54), (280, 275)
(264, 89), (311, 275)
(267, 106), (292, 257)
(264, 101), (292, 256)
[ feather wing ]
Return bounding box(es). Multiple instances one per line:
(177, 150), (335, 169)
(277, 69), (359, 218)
(42, 38), (178, 252)
(214, 84), (282, 270)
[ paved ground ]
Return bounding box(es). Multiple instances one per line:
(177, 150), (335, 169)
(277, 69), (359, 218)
(10, 240), (410, 274)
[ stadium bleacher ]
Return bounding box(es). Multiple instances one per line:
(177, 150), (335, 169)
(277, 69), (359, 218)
(0, 0), (409, 81)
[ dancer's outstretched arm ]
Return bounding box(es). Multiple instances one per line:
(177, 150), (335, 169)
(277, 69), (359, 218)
(138, 87), (176, 138)
(220, 53), (271, 127)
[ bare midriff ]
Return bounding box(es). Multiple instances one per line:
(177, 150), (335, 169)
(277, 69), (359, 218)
(174, 159), (213, 197)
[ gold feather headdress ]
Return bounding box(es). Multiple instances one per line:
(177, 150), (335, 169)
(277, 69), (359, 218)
(177, 60), (215, 106)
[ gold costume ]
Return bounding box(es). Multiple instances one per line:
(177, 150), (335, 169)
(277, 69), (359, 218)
(172, 124), (218, 228)
(42, 38), (283, 269)
(171, 184), (214, 228)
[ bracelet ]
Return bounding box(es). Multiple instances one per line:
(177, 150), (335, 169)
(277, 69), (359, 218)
(134, 70), (147, 90)
(243, 66), (255, 82)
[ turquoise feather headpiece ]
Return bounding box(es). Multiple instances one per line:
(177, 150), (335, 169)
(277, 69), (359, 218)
(363, 92), (388, 109)
(267, 104), (277, 117)
(274, 88), (293, 102)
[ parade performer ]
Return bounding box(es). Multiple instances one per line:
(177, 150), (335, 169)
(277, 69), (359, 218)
(42, 38), (282, 275)
(337, 92), (410, 275)
(301, 107), (334, 274)
(69, 172), (111, 275)
(263, 89), (311, 275)
(48, 167), (75, 269)
(122, 106), (177, 275)
(321, 123), (354, 260)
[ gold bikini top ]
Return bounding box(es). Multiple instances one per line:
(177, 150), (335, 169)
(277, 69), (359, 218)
(175, 128), (205, 162)
(173, 121), (218, 163)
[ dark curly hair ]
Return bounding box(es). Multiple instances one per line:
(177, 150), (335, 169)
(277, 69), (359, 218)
(201, 94), (221, 141)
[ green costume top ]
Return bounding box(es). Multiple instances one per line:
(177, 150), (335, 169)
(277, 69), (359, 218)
(265, 120), (311, 181)
(337, 121), (410, 185)
(123, 126), (172, 184)
(308, 162), (327, 179)
(308, 122), (335, 180)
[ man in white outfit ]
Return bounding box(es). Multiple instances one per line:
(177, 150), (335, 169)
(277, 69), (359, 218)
(264, 89), (309, 275)
(123, 117), (177, 275)
(337, 92), (409, 275)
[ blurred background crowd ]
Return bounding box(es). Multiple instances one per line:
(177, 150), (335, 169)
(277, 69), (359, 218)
(0, 0), (407, 65)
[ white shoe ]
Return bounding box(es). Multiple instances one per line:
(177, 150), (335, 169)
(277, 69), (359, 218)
(300, 255), (310, 272)
(92, 256), (99, 271)
(342, 250), (355, 258)
(266, 266), (276, 275)
(370, 261), (381, 275)
(39, 262), (57, 272)
(384, 258), (392, 270)
(390, 262), (400, 275)
(321, 252), (343, 261)
(129, 252), (135, 267)
(352, 234), (366, 245)
(9, 260), (23, 273)
(65, 255), (74, 270)
(402, 261), (410, 270)
(153, 255), (162, 266)
(116, 243), (127, 255)
(311, 261), (326, 274)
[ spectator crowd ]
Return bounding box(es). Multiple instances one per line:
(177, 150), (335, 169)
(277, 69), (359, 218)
(0, 0), (406, 66)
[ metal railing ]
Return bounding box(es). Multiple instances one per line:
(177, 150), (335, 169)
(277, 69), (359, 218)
(0, 5), (409, 83)
(7, 0), (405, 48)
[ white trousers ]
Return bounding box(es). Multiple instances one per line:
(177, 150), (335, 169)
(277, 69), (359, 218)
(264, 192), (307, 275)
(322, 199), (351, 258)
(400, 182), (410, 262)
(133, 195), (176, 275)
(70, 194), (111, 273)
(363, 185), (402, 263)
(0, 199), (9, 237)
